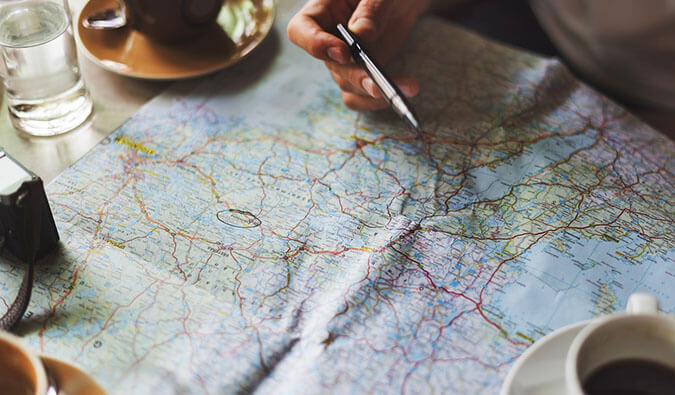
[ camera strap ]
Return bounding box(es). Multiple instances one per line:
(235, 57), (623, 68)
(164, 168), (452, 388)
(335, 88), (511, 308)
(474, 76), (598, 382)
(0, 179), (41, 331)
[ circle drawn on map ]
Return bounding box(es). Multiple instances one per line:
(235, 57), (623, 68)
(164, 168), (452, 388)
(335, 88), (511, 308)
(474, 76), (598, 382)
(217, 209), (262, 229)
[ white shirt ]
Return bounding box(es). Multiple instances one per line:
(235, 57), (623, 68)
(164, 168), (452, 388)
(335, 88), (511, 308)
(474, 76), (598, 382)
(530, 0), (675, 109)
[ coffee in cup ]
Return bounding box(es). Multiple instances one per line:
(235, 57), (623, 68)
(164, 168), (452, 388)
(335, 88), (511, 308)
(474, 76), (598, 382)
(582, 358), (675, 394)
(84, 0), (223, 43)
(566, 293), (675, 395)
(0, 331), (47, 395)
(127, 0), (222, 42)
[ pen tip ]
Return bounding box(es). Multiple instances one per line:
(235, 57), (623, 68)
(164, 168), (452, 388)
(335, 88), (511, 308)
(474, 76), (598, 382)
(406, 113), (420, 133)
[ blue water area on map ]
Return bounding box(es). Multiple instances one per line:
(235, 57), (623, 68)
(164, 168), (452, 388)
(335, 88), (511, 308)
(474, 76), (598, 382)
(442, 125), (675, 338)
(447, 130), (598, 209)
(487, 231), (674, 337)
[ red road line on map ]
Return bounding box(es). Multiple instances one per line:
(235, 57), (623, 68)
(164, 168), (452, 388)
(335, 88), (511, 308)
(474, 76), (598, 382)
(119, 334), (182, 382)
(39, 90), (673, 388)
(391, 246), (525, 345)
(401, 360), (423, 395)
(170, 234), (188, 281)
(39, 260), (85, 351)
(230, 251), (246, 315)
(255, 157), (270, 215)
(435, 309), (474, 344)
(80, 278), (159, 353)
(193, 251), (216, 285)
(389, 243), (528, 347)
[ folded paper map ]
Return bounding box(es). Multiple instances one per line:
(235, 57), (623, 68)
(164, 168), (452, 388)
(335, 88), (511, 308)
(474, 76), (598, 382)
(1, 17), (673, 394)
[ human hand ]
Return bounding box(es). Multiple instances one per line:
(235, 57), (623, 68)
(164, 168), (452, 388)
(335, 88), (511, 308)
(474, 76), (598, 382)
(287, 0), (431, 111)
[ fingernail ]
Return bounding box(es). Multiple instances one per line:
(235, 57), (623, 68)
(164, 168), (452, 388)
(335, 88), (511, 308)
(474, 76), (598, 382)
(327, 47), (349, 64)
(350, 17), (377, 37)
(361, 78), (379, 98)
(400, 83), (418, 97)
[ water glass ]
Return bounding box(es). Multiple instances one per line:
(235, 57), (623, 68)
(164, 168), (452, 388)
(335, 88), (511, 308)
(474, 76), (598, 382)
(0, 0), (92, 136)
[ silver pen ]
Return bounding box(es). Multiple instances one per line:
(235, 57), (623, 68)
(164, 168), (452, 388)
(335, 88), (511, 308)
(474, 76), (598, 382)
(336, 23), (421, 133)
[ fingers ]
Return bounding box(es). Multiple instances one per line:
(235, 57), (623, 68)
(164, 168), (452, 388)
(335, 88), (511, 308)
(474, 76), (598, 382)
(326, 61), (370, 95)
(340, 80), (419, 111)
(287, 0), (422, 112)
(341, 91), (389, 111)
(326, 61), (419, 97)
(326, 61), (419, 111)
(287, 2), (351, 64)
(287, 0), (399, 63)
(347, 0), (394, 43)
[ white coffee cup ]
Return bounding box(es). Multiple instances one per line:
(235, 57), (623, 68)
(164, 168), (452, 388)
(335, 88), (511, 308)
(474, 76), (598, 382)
(565, 293), (675, 394)
(0, 330), (48, 394)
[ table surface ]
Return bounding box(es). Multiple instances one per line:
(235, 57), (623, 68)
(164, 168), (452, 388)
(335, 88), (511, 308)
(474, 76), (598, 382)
(0, 0), (170, 183)
(1, 0), (673, 185)
(0, 0), (302, 184)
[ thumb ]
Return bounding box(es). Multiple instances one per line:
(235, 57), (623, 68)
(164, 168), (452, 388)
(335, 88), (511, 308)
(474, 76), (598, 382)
(347, 0), (393, 43)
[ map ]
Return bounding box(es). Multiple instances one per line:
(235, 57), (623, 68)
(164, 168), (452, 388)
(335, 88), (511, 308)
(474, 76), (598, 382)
(1, 16), (674, 394)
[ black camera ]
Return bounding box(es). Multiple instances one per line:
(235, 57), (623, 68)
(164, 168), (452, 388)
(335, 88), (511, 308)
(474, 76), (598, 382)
(0, 148), (60, 331)
(0, 149), (59, 263)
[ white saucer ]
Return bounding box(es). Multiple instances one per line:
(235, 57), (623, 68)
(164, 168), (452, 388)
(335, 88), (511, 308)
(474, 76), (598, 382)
(500, 320), (591, 395)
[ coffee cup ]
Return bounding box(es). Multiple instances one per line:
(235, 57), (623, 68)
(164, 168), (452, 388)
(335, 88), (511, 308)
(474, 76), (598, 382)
(0, 331), (48, 394)
(85, 0), (223, 43)
(565, 293), (675, 395)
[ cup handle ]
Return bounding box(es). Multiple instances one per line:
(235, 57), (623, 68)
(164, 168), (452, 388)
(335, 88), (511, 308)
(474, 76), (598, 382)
(626, 293), (659, 314)
(81, 0), (128, 30)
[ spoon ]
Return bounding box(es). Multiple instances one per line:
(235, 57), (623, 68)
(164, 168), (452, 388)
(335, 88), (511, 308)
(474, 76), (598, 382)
(42, 360), (59, 395)
(82, 5), (127, 30)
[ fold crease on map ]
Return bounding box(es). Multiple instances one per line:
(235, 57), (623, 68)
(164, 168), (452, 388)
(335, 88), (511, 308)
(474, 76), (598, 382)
(0, 16), (672, 394)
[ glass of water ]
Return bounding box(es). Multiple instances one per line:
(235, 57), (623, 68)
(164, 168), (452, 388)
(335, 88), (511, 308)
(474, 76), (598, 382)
(0, 0), (92, 136)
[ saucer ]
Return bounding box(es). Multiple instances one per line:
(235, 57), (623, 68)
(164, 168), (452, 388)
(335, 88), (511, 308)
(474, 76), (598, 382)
(77, 0), (275, 79)
(500, 320), (591, 395)
(41, 355), (107, 394)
